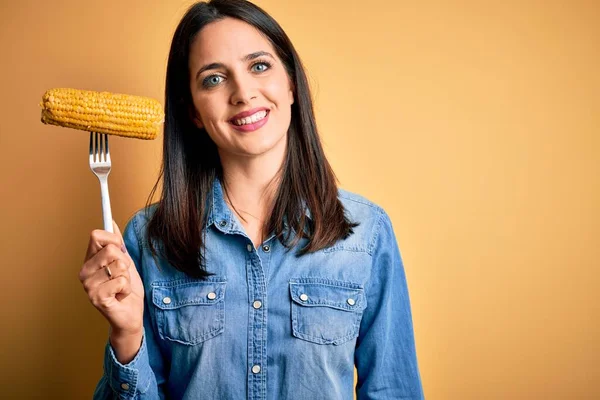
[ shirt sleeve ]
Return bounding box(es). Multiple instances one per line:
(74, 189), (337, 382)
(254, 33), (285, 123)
(355, 209), (425, 399)
(93, 215), (168, 400)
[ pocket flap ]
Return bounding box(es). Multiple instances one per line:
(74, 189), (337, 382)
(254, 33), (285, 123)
(152, 280), (226, 310)
(289, 280), (366, 312)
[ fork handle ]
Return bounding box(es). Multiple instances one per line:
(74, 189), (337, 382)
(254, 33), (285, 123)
(100, 179), (114, 233)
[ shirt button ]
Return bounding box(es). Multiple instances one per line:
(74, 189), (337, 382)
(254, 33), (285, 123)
(247, 244), (253, 252)
(219, 220), (227, 227)
(299, 293), (308, 301)
(207, 292), (217, 300)
(162, 297), (172, 305)
(262, 244), (270, 252)
(347, 298), (356, 306)
(251, 365), (261, 374)
(120, 383), (130, 391)
(253, 300), (262, 309)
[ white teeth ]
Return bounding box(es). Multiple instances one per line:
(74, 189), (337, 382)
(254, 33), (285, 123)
(233, 110), (267, 126)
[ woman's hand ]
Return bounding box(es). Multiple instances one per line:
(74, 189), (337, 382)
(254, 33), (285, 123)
(79, 220), (145, 363)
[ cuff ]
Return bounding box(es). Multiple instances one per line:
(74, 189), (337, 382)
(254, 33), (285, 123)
(104, 329), (153, 399)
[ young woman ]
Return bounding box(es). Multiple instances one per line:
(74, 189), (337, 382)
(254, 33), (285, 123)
(80, 0), (424, 398)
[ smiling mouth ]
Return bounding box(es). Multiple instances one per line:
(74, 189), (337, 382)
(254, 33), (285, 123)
(231, 110), (269, 126)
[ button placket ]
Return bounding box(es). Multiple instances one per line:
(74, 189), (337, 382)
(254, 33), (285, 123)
(246, 240), (267, 398)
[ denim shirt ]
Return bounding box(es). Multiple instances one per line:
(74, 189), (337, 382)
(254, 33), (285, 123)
(93, 178), (424, 400)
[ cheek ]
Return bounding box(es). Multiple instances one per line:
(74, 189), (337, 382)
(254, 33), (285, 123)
(265, 79), (294, 108)
(193, 96), (216, 123)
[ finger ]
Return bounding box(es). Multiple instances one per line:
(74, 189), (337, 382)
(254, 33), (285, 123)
(80, 244), (129, 282)
(85, 221), (125, 260)
(115, 277), (133, 301)
(82, 258), (131, 294)
(95, 275), (132, 308)
(107, 257), (131, 280)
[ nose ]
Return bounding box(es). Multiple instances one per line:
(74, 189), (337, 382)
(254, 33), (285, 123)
(229, 72), (257, 105)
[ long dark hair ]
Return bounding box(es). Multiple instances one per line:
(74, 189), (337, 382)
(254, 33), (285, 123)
(145, 0), (358, 279)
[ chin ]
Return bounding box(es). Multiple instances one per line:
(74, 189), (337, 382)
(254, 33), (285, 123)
(238, 138), (286, 158)
(240, 145), (279, 157)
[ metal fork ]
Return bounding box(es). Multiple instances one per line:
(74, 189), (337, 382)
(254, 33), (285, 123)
(89, 132), (113, 233)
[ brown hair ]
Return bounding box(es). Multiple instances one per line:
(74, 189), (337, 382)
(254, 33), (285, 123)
(146, 0), (358, 279)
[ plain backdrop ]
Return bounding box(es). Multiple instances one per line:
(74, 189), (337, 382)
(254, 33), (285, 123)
(0, 0), (598, 398)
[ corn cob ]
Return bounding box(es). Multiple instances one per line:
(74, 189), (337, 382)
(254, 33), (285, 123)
(40, 88), (164, 140)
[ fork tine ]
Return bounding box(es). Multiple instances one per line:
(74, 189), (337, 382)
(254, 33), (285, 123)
(98, 133), (106, 162)
(104, 134), (111, 163)
(94, 132), (99, 163)
(94, 132), (98, 163)
(103, 133), (108, 163)
(96, 132), (101, 162)
(89, 132), (93, 162)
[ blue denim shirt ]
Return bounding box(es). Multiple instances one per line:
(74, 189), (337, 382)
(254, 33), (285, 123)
(93, 178), (424, 399)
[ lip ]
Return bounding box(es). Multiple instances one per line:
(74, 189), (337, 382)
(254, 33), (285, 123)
(229, 107), (270, 122)
(229, 110), (270, 133)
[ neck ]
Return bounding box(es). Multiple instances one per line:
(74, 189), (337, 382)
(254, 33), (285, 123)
(218, 148), (285, 222)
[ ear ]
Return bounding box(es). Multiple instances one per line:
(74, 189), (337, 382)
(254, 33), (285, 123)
(188, 106), (204, 129)
(288, 80), (295, 105)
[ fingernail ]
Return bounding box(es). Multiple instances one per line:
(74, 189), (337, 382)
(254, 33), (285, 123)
(121, 244), (127, 253)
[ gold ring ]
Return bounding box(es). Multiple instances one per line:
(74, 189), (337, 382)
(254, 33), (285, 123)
(105, 266), (112, 279)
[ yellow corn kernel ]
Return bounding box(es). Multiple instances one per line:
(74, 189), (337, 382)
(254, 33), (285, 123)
(40, 88), (164, 140)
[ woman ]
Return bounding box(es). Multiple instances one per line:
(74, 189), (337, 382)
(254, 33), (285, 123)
(80, 0), (424, 398)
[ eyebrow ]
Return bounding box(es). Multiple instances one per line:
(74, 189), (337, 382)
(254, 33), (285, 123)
(195, 51), (274, 81)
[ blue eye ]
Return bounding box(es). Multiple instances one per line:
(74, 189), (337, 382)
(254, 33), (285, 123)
(203, 75), (224, 88)
(251, 61), (271, 73)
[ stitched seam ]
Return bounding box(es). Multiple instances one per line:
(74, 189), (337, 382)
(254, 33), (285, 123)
(139, 375), (152, 394)
(289, 278), (363, 288)
(338, 192), (383, 210)
(151, 278), (227, 287)
(131, 213), (145, 252)
(322, 245), (369, 254)
(163, 326), (224, 345)
(293, 328), (357, 345)
(291, 298), (364, 309)
(153, 297), (224, 308)
(367, 208), (386, 256)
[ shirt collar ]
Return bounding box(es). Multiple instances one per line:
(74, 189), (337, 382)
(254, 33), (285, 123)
(206, 177), (233, 230)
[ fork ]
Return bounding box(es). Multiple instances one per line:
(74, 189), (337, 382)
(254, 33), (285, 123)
(89, 132), (113, 233)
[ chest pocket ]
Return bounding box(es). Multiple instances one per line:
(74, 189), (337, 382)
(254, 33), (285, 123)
(290, 279), (366, 345)
(152, 280), (226, 346)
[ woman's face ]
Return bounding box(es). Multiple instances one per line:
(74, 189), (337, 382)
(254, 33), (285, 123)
(188, 17), (294, 160)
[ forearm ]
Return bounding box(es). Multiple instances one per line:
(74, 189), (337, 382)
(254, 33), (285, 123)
(109, 328), (143, 364)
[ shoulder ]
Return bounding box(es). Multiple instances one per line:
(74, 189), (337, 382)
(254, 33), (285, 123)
(127, 202), (158, 226)
(333, 188), (392, 255)
(338, 188), (385, 221)
(123, 203), (159, 248)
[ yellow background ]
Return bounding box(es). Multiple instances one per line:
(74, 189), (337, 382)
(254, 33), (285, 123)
(0, 0), (598, 398)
